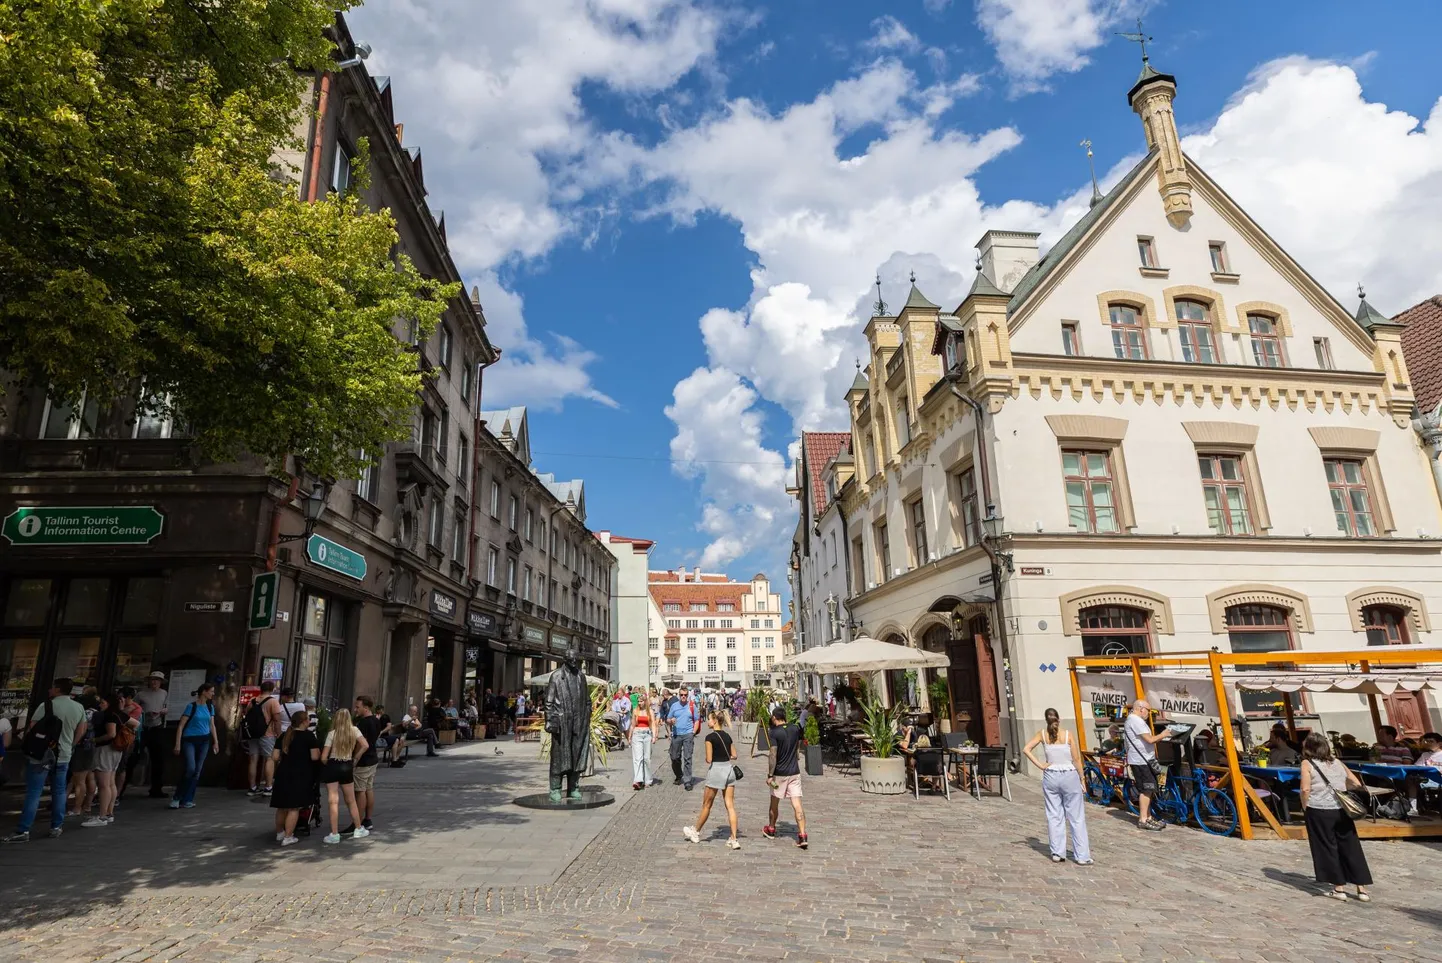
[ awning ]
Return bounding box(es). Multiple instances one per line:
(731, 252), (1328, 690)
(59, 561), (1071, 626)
(782, 636), (950, 673)
(1228, 671), (1442, 695)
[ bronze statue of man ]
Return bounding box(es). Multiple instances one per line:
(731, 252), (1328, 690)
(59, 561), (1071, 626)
(545, 648), (591, 801)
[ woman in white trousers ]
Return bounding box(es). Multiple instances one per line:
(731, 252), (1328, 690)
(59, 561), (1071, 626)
(630, 691), (658, 790)
(1023, 707), (1092, 865)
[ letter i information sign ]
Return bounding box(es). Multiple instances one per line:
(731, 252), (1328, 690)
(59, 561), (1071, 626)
(249, 572), (279, 631)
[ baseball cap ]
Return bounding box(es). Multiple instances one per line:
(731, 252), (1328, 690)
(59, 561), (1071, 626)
(147, 671), (166, 680)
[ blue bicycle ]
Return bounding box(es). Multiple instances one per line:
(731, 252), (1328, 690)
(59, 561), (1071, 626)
(1084, 756), (1238, 837)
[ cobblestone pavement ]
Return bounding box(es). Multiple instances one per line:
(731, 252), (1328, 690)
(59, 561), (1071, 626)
(4, 733), (1442, 962)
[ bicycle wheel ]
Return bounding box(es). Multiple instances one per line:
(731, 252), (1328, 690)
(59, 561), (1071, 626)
(1194, 787), (1239, 836)
(1084, 764), (1112, 806)
(1156, 783), (1188, 824)
(1121, 777), (1140, 815)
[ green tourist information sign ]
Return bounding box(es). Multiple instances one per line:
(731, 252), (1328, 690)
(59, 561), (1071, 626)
(305, 534), (366, 581)
(1, 506), (164, 546)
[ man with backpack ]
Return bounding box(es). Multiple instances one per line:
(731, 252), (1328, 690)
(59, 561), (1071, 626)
(4, 678), (88, 842)
(243, 681), (284, 796)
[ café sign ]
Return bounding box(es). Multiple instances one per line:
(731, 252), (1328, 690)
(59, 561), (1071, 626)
(1144, 673), (1218, 717)
(429, 589), (457, 622)
(521, 625), (546, 646)
(466, 610), (497, 637)
(1077, 673), (1134, 709)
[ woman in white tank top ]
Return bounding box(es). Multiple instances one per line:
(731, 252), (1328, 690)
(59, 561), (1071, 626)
(1023, 708), (1092, 865)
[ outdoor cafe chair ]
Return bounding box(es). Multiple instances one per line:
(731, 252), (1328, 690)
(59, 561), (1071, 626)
(941, 732), (971, 791)
(912, 747), (950, 800)
(972, 747), (1011, 802)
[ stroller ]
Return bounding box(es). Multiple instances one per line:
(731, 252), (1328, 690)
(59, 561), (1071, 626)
(599, 711), (626, 752)
(294, 778), (323, 836)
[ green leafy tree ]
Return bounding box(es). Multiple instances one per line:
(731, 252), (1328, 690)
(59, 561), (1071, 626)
(0, 0), (454, 479)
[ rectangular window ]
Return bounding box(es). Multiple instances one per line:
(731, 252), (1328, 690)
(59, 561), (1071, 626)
(686, 638), (696, 649)
(42, 393), (99, 440)
(1248, 315), (1285, 368)
(486, 547), (499, 586)
(451, 507), (466, 560)
(428, 499), (444, 547)
(726, 637), (736, 648)
(456, 434), (469, 489)
(687, 657), (697, 672)
(955, 467), (979, 548)
(437, 408), (449, 464)
(506, 558), (517, 594)
(649, 659), (659, 675)
(727, 655), (737, 672)
(132, 389), (174, 439)
(1325, 459), (1375, 536)
(718, 603), (735, 612)
(508, 495), (518, 531)
(706, 637), (716, 649)
(752, 655), (762, 671)
(437, 325), (453, 370)
(852, 537), (866, 592)
(356, 451), (378, 502)
(1209, 242), (1229, 274)
(666, 619), (680, 629)
(909, 497), (928, 565)
(1063, 450), (1119, 534)
(895, 397), (910, 448)
(1108, 304), (1147, 360)
(765, 637), (775, 648)
(524, 509), (534, 542)
(1137, 236), (1157, 268)
(686, 619), (699, 629)
(460, 359), (473, 408)
(876, 523), (891, 581)
(523, 565), (533, 601)
(1061, 322), (1080, 357)
(1198, 454), (1253, 535)
(690, 603), (707, 612)
(664, 603), (681, 612)
(751, 619), (760, 629)
(1175, 300), (1218, 363)
(331, 141), (353, 194)
(765, 619), (774, 629)
(707, 656), (717, 672)
(1313, 337), (1335, 370)
(702, 619), (716, 628)
(765, 655), (775, 669)
(720, 618), (733, 628)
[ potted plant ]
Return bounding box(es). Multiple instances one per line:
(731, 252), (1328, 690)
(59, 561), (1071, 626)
(803, 713), (823, 776)
(740, 687), (768, 745)
(928, 676), (952, 733)
(858, 696), (905, 794)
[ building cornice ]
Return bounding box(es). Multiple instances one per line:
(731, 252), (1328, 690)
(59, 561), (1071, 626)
(847, 543), (990, 609)
(1004, 531), (1442, 554)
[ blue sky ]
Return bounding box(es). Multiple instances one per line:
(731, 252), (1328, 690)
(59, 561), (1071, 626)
(348, 0), (1442, 601)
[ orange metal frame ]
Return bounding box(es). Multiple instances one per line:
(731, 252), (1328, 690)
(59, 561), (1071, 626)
(1067, 647), (1442, 840)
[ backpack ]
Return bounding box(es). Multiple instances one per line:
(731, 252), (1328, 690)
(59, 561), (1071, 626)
(241, 696), (272, 740)
(112, 715), (136, 752)
(22, 699), (64, 762)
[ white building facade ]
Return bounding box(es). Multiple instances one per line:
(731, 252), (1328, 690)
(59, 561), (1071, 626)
(649, 568), (783, 689)
(598, 532), (654, 687)
(838, 60), (1438, 760)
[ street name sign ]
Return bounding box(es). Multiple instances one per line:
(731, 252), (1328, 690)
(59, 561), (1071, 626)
(1, 506), (164, 545)
(305, 534), (366, 581)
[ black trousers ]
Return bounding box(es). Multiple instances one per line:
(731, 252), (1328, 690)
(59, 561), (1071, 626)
(1305, 806), (1373, 886)
(144, 727), (169, 795)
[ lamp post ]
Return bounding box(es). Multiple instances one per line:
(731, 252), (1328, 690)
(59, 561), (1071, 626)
(979, 508), (1021, 770)
(278, 480), (328, 543)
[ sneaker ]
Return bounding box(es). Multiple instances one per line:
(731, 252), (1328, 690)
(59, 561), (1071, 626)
(796, 833), (808, 850)
(726, 838), (741, 850)
(352, 827), (370, 839)
(280, 836), (300, 847)
(168, 800), (180, 809)
(182, 802), (196, 809)
(276, 832), (287, 842)
(762, 825), (776, 839)
(2, 832), (29, 843)
(1409, 802), (1419, 815)
(341, 824), (357, 837)
(1074, 859), (1095, 866)
(1050, 854), (1065, 863)
(82, 817), (109, 828)
(323, 833), (341, 844)
(361, 818), (373, 830)
(247, 786), (263, 797)
(682, 826), (701, 844)
(47, 827), (63, 838)
(633, 782), (643, 791)
(262, 787), (272, 796)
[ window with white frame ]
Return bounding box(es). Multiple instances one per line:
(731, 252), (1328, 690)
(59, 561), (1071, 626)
(41, 393), (99, 440)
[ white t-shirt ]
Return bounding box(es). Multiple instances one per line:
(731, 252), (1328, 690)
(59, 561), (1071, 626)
(278, 701), (306, 732)
(135, 688), (168, 728)
(324, 726), (364, 758)
(1124, 712), (1155, 765)
(0, 716), (11, 747)
(1417, 748), (1442, 767)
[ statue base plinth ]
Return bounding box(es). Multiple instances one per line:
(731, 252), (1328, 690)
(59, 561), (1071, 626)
(513, 789), (615, 811)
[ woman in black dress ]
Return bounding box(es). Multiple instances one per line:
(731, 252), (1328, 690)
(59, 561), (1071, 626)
(270, 709), (319, 846)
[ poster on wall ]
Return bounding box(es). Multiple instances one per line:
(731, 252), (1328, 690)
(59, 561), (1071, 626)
(1077, 673), (1135, 711)
(260, 657), (285, 684)
(1143, 673), (1220, 717)
(165, 669), (208, 722)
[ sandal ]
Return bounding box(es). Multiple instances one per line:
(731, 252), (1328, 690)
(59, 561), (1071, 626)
(1354, 891), (1371, 903)
(1324, 889), (1348, 901)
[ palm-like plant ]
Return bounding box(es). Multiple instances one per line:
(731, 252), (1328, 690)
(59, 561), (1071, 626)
(587, 682), (610, 768)
(859, 695), (901, 759)
(744, 686), (770, 724)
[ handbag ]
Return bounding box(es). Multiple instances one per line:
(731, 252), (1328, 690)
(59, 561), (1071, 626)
(720, 732), (742, 779)
(1123, 722), (1165, 776)
(1309, 760), (1368, 820)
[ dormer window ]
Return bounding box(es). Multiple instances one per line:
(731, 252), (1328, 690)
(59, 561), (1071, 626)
(944, 332), (964, 372)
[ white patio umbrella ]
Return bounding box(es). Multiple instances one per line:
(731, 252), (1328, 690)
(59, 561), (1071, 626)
(783, 636), (949, 674)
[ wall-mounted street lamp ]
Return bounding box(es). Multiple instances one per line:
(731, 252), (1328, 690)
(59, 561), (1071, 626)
(278, 481), (329, 543)
(981, 507), (1014, 573)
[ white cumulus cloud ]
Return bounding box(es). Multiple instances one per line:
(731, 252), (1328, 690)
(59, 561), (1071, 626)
(974, 0), (1144, 95)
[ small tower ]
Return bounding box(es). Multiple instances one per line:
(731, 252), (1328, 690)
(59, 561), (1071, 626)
(1122, 22), (1193, 227)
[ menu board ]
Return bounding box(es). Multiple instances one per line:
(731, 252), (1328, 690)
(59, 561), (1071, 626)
(165, 669), (209, 723)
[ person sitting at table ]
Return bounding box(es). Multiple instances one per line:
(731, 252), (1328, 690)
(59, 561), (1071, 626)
(1192, 729), (1219, 766)
(1264, 725), (1300, 766)
(1099, 724), (1124, 757)
(1372, 725), (1414, 766)
(898, 723), (929, 751)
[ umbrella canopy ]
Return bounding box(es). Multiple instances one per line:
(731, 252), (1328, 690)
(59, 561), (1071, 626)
(783, 636), (949, 674)
(1228, 670), (1442, 695)
(526, 670), (609, 688)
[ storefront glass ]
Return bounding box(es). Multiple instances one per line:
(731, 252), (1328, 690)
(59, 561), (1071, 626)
(295, 589), (351, 711)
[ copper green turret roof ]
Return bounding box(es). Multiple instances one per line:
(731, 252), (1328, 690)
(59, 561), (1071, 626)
(903, 284), (939, 310)
(1355, 296), (1390, 332)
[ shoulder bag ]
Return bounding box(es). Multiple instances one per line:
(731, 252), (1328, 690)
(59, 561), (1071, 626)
(1308, 760), (1368, 820)
(1123, 721), (1165, 776)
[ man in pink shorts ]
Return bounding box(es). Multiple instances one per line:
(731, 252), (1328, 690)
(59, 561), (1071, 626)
(761, 706), (808, 848)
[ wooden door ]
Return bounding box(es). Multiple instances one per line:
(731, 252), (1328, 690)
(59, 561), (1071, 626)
(1384, 691), (1428, 738)
(946, 635), (983, 743)
(973, 631), (1002, 747)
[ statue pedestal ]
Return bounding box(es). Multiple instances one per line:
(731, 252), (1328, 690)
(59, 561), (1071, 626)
(513, 789), (615, 811)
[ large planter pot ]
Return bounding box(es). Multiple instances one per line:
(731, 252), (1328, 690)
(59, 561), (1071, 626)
(437, 728), (457, 745)
(804, 744), (823, 776)
(475, 724), (486, 741)
(740, 721), (758, 745)
(859, 755), (906, 795)
(939, 718), (952, 734)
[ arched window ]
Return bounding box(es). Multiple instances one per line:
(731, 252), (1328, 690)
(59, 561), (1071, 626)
(1175, 299), (1218, 364)
(1363, 605), (1410, 646)
(1108, 303), (1147, 360)
(1226, 604), (1295, 715)
(1247, 314), (1286, 368)
(1078, 605), (1151, 669)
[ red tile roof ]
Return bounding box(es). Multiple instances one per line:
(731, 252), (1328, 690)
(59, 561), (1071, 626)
(648, 583), (751, 612)
(802, 431), (851, 516)
(1398, 295), (1442, 412)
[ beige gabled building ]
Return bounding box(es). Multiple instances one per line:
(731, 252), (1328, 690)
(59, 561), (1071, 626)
(840, 59), (1440, 759)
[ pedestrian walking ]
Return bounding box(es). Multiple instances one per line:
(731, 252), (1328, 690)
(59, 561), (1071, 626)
(1300, 732), (1372, 901)
(271, 710), (320, 846)
(666, 688), (700, 789)
(170, 683), (219, 810)
(350, 696), (382, 832)
(319, 708), (370, 844)
(1123, 699), (1169, 831)
(763, 706), (807, 849)
(243, 680), (283, 797)
(134, 671), (170, 798)
(84, 692), (128, 829)
(630, 687), (658, 790)
(1022, 708), (1092, 865)
(683, 709), (740, 849)
(4, 677), (88, 842)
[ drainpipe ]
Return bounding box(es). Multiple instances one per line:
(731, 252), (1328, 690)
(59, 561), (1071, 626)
(305, 73), (333, 202)
(948, 382), (1022, 771)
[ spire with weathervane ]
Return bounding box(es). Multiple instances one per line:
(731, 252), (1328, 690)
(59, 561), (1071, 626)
(1120, 18), (1193, 227)
(1081, 138), (1103, 209)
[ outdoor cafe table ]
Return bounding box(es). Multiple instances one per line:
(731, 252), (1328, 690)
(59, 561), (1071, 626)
(1240, 765), (1301, 822)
